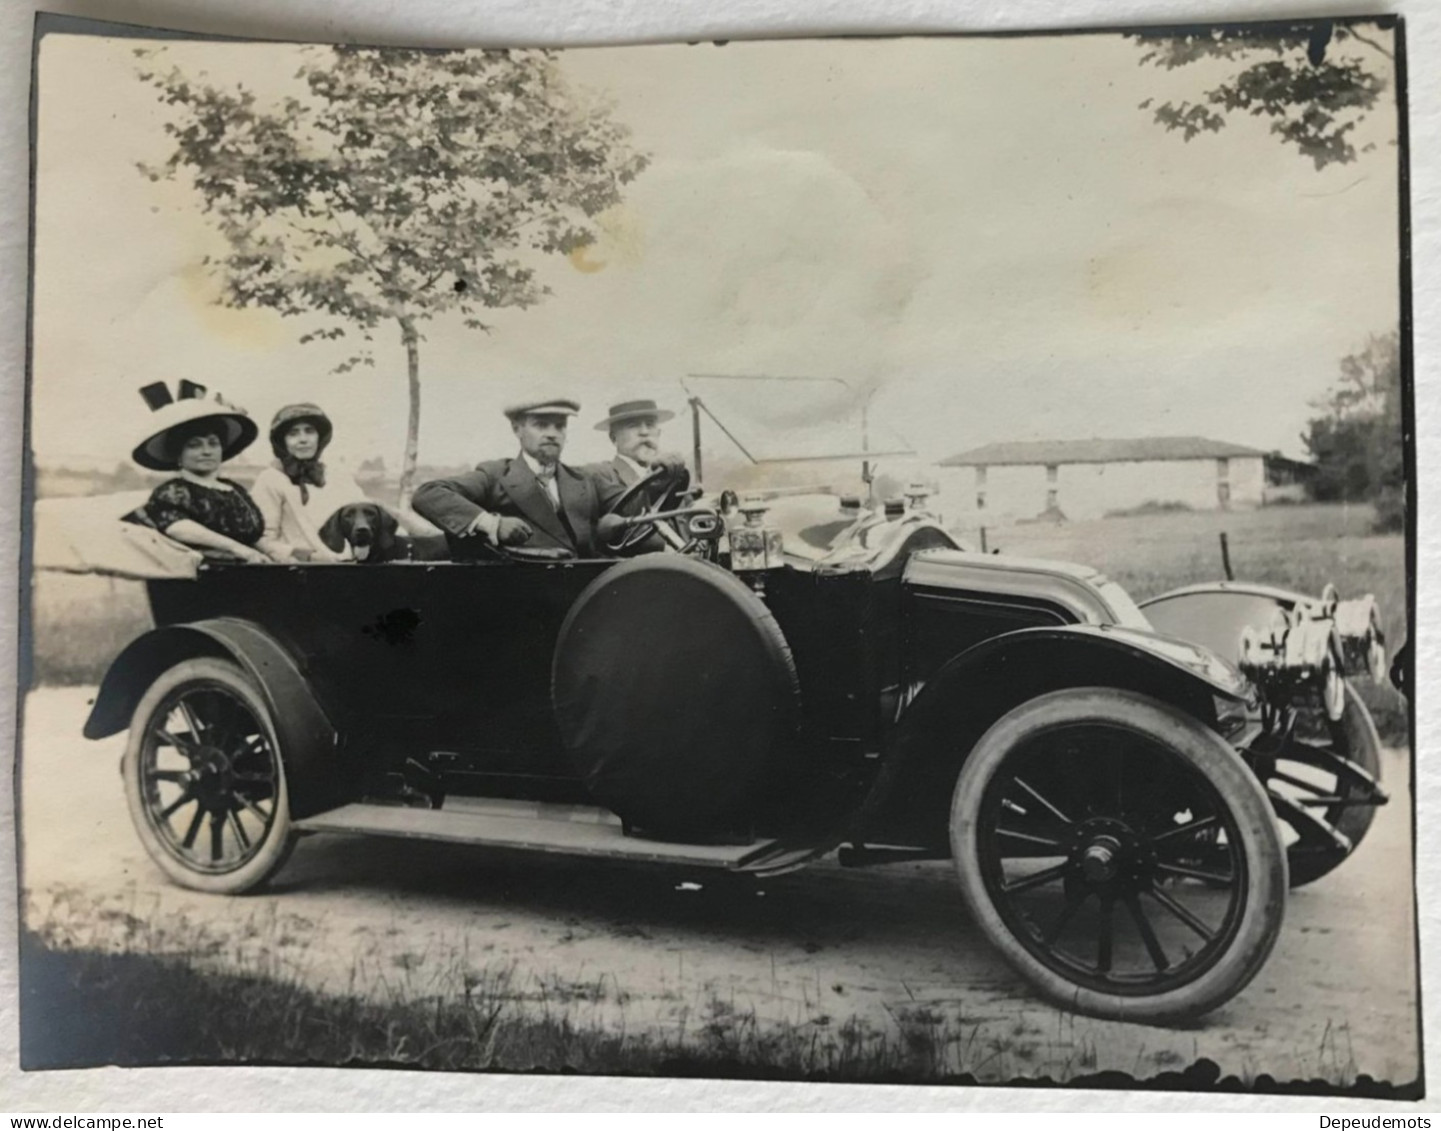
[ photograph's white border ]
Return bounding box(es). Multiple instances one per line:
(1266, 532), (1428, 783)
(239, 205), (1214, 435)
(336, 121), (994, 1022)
(0, 0), (1431, 1113)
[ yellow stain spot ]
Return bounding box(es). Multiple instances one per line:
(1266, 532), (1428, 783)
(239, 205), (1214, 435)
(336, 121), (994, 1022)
(179, 261), (284, 347)
(567, 204), (646, 274)
(568, 244), (607, 274)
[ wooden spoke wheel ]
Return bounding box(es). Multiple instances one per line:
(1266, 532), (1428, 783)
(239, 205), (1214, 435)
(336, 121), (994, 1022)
(123, 657), (295, 894)
(950, 688), (1286, 1024)
(1266, 682), (1385, 888)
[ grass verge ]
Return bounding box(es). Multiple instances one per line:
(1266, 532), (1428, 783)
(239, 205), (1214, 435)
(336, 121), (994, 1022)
(16, 923), (1416, 1097)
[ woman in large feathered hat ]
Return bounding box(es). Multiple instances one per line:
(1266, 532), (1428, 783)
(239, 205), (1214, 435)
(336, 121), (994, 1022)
(129, 380), (283, 564)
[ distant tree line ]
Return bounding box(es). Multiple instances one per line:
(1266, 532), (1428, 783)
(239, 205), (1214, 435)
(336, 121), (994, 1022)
(1301, 331), (1404, 531)
(35, 462), (168, 498)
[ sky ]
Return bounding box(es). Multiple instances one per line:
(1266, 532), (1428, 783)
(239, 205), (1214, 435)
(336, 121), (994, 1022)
(29, 27), (1402, 485)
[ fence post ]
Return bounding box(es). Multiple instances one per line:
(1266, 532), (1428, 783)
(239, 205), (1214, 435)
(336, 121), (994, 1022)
(979, 526), (988, 554)
(1219, 531), (1234, 581)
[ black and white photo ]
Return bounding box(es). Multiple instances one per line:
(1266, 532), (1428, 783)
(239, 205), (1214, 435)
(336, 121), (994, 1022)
(15, 12), (1419, 1099)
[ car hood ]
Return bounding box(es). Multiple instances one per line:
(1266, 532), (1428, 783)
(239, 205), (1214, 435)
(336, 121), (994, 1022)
(903, 548), (1155, 629)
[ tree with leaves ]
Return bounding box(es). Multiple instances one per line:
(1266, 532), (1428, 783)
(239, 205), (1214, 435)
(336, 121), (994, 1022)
(1131, 21), (1394, 170)
(138, 46), (648, 503)
(1301, 331), (1404, 530)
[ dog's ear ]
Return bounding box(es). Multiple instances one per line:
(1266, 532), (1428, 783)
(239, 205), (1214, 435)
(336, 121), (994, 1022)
(317, 508), (349, 553)
(376, 507), (400, 550)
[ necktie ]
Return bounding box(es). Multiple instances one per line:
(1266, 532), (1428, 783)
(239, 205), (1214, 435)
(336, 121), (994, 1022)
(536, 463), (560, 509)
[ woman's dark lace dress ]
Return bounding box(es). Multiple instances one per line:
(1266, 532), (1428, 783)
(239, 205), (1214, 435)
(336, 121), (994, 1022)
(143, 477), (265, 546)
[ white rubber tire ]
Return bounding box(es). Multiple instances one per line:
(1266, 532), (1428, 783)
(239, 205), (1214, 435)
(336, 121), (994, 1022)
(122, 657), (295, 894)
(949, 687), (1287, 1025)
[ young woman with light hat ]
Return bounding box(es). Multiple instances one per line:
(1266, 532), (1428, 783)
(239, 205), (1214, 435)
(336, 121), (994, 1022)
(249, 403), (371, 562)
(130, 381), (283, 564)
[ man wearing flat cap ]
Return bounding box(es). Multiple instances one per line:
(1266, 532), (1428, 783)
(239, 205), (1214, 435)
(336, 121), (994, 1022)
(413, 397), (682, 559)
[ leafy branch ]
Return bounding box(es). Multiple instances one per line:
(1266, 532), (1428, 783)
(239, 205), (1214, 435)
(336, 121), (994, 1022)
(1131, 22), (1392, 170)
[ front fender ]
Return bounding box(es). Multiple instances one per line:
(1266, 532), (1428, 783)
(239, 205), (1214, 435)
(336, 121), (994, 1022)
(84, 617), (340, 819)
(906, 623), (1253, 721)
(855, 624), (1251, 848)
(1140, 582), (1309, 667)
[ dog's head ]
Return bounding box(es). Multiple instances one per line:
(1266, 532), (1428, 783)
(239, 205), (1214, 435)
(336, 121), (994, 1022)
(318, 502), (400, 562)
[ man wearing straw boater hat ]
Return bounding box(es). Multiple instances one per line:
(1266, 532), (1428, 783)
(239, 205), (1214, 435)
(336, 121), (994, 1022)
(413, 397), (686, 559)
(583, 398), (692, 555)
(585, 398), (690, 493)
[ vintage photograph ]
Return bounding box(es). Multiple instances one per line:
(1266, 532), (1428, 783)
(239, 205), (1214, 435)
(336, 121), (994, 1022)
(17, 13), (1417, 1095)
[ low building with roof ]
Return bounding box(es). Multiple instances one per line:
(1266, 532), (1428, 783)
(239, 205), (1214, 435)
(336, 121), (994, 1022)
(935, 436), (1281, 524)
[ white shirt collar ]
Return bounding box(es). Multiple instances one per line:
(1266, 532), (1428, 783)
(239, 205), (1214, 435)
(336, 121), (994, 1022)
(520, 450), (561, 507)
(520, 451), (557, 478)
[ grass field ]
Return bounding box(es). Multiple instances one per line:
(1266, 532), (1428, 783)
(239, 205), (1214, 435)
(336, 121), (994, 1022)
(969, 503), (1406, 623)
(26, 503), (1410, 738)
(26, 571), (153, 687)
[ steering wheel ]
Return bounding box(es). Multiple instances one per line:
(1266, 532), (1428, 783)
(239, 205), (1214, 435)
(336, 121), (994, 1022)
(599, 465), (693, 554)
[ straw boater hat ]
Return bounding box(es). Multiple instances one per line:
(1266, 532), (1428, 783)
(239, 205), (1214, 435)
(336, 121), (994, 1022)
(593, 399), (675, 432)
(131, 380), (259, 471)
(503, 397), (581, 421)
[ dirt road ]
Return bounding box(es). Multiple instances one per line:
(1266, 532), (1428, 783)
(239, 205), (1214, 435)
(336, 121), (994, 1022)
(18, 685), (1422, 1086)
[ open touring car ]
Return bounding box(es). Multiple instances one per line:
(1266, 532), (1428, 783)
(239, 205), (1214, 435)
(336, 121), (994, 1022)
(75, 473), (1392, 1024)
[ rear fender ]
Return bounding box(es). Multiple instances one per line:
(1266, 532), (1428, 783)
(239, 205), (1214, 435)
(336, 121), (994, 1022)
(84, 617), (340, 819)
(856, 624), (1251, 848)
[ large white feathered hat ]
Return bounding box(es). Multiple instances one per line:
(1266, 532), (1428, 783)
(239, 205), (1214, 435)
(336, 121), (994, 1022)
(131, 380), (259, 471)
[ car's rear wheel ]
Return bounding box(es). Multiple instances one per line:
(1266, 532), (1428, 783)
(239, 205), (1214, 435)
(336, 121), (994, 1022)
(122, 657), (295, 894)
(949, 687), (1286, 1025)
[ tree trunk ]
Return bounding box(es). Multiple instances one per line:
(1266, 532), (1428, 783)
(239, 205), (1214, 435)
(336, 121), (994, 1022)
(398, 317), (421, 509)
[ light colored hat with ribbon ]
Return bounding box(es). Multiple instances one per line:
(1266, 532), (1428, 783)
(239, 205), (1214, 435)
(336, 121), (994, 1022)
(131, 380), (258, 471)
(593, 398), (675, 432)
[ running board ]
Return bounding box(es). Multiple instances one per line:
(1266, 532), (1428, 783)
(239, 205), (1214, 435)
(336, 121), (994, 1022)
(295, 797), (778, 869)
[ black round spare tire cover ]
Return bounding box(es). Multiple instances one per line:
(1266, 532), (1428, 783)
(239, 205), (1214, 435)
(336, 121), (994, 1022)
(552, 556), (799, 836)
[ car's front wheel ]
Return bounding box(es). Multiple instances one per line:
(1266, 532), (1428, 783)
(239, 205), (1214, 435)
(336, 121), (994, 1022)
(1271, 682), (1385, 888)
(122, 657), (295, 894)
(949, 687), (1286, 1025)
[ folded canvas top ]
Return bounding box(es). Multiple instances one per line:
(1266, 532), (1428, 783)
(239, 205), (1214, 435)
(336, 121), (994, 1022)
(32, 492), (201, 581)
